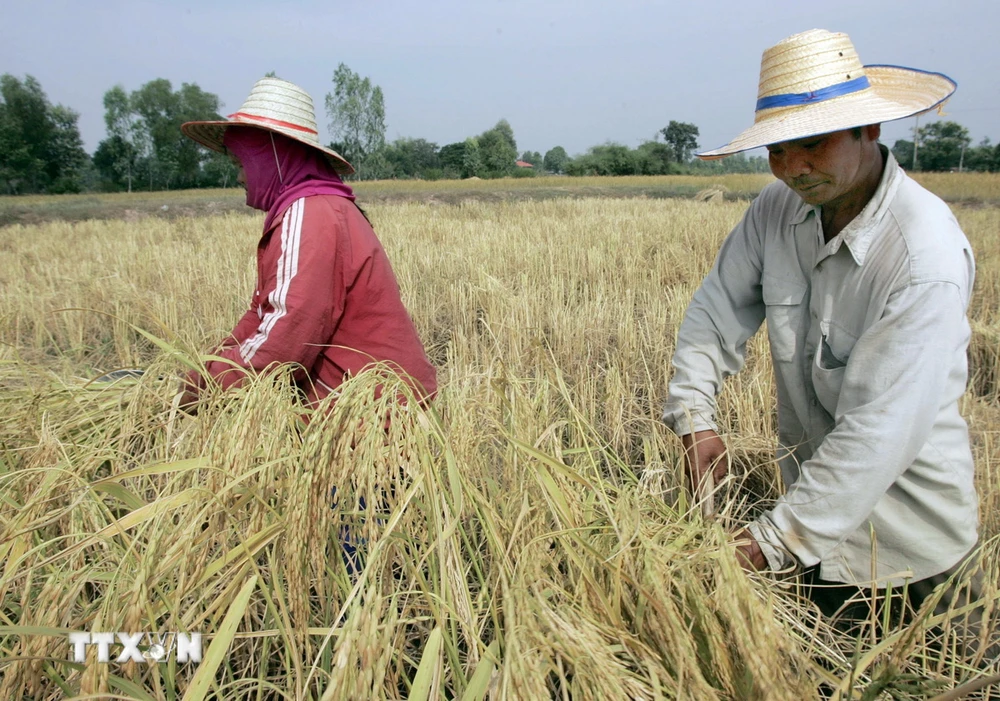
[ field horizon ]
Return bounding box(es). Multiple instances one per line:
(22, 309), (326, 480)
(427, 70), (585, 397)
(2, 170), (1000, 230)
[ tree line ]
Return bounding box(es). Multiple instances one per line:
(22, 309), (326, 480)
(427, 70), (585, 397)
(890, 121), (1000, 173)
(0, 75), (88, 194)
(2, 67), (998, 195)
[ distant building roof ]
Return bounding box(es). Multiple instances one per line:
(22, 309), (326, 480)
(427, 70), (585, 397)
(515, 160), (534, 168)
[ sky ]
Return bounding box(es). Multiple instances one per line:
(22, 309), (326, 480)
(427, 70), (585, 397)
(3, 0), (998, 160)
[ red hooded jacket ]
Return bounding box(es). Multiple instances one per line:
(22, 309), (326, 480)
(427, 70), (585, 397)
(193, 194), (437, 406)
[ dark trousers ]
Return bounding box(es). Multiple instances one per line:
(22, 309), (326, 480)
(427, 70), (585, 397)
(331, 487), (395, 575)
(801, 552), (999, 665)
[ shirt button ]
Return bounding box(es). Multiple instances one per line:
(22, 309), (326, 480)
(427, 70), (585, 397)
(811, 398), (818, 407)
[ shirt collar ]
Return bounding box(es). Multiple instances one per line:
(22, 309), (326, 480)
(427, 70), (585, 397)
(789, 145), (902, 266)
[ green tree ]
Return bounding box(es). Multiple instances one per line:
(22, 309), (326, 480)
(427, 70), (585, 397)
(382, 138), (441, 179)
(962, 138), (994, 172)
(130, 78), (180, 189)
(478, 130), (512, 176)
(132, 79), (224, 188)
(493, 119), (517, 153)
(93, 135), (132, 191)
(96, 80), (225, 191)
(543, 146), (568, 174)
(915, 120), (971, 172)
(174, 82), (226, 187)
(0, 74), (51, 192)
(461, 137), (484, 179)
(519, 150), (542, 167)
(0, 74), (87, 194)
(0, 107), (31, 193)
(439, 142), (466, 178)
(595, 143), (640, 175)
(99, 85), (141, 191)
(660, 121), (700, 164)
(476, 120), (518, 177)
(891, 139), (915, 171)
(201, 150), (240, 188)
(565, 143), (641, 176)
(325, 63), (386, 180)
(46, 105), (89, 192)
(635, 140), (674, 175)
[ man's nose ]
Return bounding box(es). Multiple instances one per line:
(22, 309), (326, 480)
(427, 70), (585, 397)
(784, 149), (811, 177)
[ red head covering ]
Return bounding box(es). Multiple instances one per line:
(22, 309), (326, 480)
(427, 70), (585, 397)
(223, 127), (355, 232)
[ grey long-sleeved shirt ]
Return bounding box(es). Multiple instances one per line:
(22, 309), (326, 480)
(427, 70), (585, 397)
(663, 151), (979, 585)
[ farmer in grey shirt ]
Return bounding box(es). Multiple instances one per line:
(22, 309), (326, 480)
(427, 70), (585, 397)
(663, 29), (984, 624)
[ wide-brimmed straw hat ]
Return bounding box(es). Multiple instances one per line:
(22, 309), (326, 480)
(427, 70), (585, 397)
(181, 77), (354, 175)
(697, 29), (956, 160)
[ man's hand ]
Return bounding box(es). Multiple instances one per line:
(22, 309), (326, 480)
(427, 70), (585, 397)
(681, 429), (729, 513)
(734, 527), (767, 571)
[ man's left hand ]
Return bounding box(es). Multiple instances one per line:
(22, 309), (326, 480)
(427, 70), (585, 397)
(734, 528), (767, 571)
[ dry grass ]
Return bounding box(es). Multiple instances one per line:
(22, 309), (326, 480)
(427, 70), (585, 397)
(910, 172), (1000, 204)
(1, 191), (998, 699)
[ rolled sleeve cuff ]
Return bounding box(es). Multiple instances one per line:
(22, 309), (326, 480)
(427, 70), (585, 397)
(661, 402), (717, 437)
(747, 520), (797, 572)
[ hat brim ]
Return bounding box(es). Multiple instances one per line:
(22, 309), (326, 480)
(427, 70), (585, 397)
(180, 119), (355, 176)
(697, 65), (956, 160)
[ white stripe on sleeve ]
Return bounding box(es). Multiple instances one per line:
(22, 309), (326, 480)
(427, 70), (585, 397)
(239, 199), (305, 363)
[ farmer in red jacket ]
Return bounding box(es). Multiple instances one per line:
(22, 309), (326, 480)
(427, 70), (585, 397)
(178, 77), (436, 410)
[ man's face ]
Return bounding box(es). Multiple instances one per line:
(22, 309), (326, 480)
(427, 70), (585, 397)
(766, 126), (880, 208)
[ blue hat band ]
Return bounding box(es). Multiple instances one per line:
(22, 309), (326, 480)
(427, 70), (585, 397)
(756, 75), (871, 112)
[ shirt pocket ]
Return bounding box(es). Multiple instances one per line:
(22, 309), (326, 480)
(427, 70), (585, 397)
(812, 319), (857, 414)
(762, 274), (808, 363)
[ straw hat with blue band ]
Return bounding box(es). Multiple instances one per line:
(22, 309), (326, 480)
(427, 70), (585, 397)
(697, 29), (957, 160)
(181, 77), (354, 175)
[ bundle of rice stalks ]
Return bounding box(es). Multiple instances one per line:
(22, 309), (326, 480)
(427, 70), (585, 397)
(2, 351), (998, 698)
(694, 185), (729, 204)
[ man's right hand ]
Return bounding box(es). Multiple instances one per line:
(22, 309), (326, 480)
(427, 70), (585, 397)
(681, 429), (729, 508)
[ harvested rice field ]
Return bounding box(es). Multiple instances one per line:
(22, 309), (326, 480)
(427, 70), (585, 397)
(1, 176), (999, 699)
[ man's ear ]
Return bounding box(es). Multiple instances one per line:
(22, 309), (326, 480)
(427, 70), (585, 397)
(864, 123), (882, 142)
